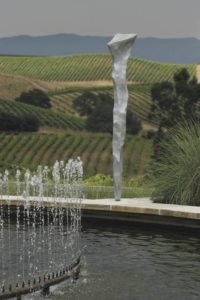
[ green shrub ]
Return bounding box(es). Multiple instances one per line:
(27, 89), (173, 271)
(83, 175), (153, 199)
(152, 122), (200, 206)
(84, 174), (113, 186)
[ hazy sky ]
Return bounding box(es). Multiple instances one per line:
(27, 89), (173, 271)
(0, 0), (200, 38)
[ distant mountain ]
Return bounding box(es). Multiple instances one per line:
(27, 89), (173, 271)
(0, 34), (200, 64)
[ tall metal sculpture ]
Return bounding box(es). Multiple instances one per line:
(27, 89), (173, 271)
(108, 33), (137, 201)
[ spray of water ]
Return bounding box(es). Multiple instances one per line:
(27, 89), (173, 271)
(0, 158), (83, 294)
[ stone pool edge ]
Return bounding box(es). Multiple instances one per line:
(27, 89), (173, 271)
(2, 197), (200, 229)
(81, 198), (200, 229)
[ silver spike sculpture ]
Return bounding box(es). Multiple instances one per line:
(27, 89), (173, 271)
(107, 33), (137, 201)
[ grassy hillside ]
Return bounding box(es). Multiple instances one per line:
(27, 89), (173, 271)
(0, 132), (152, 178)
(0, 99), (85, 130)
(0, 55), (196, 83)
(0, 54), (195, 128)
(0, 54), (195, 179)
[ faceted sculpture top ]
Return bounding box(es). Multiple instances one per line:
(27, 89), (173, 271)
(107, 33), (137, 47)
(107, 33), (137, 59)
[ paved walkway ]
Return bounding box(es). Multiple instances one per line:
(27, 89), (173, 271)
(196, 65), (200, 83)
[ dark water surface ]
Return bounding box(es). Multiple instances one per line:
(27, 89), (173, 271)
(11, 222), (200, 300)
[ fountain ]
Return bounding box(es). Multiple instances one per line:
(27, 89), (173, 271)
(0, 158), (83, 299)
(0, 33), (137, 299)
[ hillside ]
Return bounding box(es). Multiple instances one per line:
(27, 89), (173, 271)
(0, 72), (74, 100)
(0, 55), (195, 83)
(49, 84), (153, 125)
(0, 54), (194, 128)
(0, 54), (196, 178)
(1, 34), (200, 63)
(0, 132), (152, 178)
(0, 99), (85, 130)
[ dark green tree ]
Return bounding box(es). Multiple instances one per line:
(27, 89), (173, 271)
(73, 91), (98, 116)
(74, 91), (141, 135)
(86, 94), (113, 133)
(149, 68), (200, 159)
(126, 110), (142, 135)
(15, 89), (51, 109)
(0, 112), (39, 132)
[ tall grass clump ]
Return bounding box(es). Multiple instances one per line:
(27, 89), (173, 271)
(152, 122), (200, 206)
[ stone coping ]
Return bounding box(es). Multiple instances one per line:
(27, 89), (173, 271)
(1, 196), (200, 221)
(81, 198), (200, 220)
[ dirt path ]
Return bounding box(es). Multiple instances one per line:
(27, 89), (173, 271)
(0, 71), (138, 100)
(196, 65), (200, 83)
(0, 73), (114, 100)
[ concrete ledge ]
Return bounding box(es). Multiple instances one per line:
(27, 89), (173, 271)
(81, 198), (200, 229)
(1, 197), (200, 229)
(81, 198), (200, 219)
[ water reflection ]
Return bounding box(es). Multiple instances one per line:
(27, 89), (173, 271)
(21, 222), (200, 300)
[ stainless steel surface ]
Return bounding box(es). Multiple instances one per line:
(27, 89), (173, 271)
(108, 33), (137, 201)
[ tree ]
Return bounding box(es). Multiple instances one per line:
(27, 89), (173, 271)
(149, 68), (200, 159)
(86, 95), (113, 133)
(126, 110), (142, 135)
(149, 68), (200, 129)
(15, 89), (51, 109)
(73, 91), (98, 116)
(0, 112), (39, 132)
(73, 91), (141, 135)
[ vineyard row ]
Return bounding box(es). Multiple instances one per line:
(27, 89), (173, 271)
(0, 133), (152, 178)
(0, 55), (195, 83)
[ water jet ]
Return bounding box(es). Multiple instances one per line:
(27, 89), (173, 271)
(0, 158), (83, 299)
